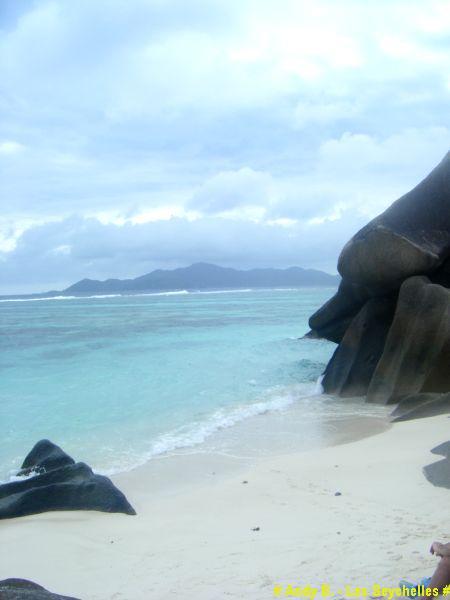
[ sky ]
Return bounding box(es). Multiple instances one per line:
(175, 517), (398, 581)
(1, 0), (449, 294)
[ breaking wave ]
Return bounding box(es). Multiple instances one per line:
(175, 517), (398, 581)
(0, 288), (305, 303)
(102, 383), (320, 474)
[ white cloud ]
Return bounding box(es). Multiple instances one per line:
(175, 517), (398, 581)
(318, 127), (450, 176)
(293, 100), (360, 129)
(0, 213), (360, 293)
(0, 0), (449, 292)
(188, 168), (274, 215)
(0, 140), (25, 155)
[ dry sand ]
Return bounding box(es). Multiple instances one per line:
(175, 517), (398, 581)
(1, 414), (450, 600)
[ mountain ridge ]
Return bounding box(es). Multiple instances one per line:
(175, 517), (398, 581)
(64, 262), (339, 294)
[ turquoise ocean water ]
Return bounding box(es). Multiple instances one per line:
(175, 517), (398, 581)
(0, 288), (347, 479)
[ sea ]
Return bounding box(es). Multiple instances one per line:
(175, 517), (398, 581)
(0, 287), (387, 481)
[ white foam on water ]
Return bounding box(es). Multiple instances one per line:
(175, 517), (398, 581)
(0, 295), (79, 303)
(100, 383), (321, 475)
(82, 294), (123, 299)
(314, 374), (325, 394)
(0, 469), (41, 484)
(195, 289), (253, 294)
(0, 287), (310, 304)
(134, 290), (190, 297)
(0, 294), (146, 302)
(0, 291), (190, 303)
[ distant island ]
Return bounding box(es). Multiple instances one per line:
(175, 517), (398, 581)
(63, 263), (339, 295)
(1, 263), (339, 300)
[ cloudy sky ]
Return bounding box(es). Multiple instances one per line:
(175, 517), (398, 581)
(1, 0), (449, 293)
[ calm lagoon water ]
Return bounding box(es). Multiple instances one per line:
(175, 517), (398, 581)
(0, 287), (348, 478)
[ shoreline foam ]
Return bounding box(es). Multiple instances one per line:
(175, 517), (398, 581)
(102, 390), (390, 477)
(114, 410), (391, 495)
(0, 286), (336, 303)
(2, 387), (390, 483)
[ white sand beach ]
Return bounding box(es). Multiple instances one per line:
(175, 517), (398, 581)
(1, 414), (449, 600)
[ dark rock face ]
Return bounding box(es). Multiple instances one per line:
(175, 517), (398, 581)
(0, 440), (136, 520)
(419, 441), (450, 491)
(322, 296), (396, 397)
(430, 441), (450, 457)
(390, 393), (450, 422)
(338, 153), (450, 291)
(367, 277), (450, 403)
(309, 280), (370, 343)
(18, 439), (75, 476)
(0, 579), (80, 600)
(424, 458), (450, 489)
(424, 440), (450, 490)
(309, 152), (450, 418)
(431, 256), (450, 288)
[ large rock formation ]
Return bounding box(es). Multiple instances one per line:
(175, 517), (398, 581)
(424, 441), (450, 489)
(0, 440), (135, 520)
(309, 152), (450, 417)
(391, 393), (450, 422)
(367, 277), (450, 403)
(338, 152), (450, 291)
(308, 280), (370, 344)
(0, 579), (80, 600)
(18, 439), (75, 476)
(322, 296), (396, 396)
